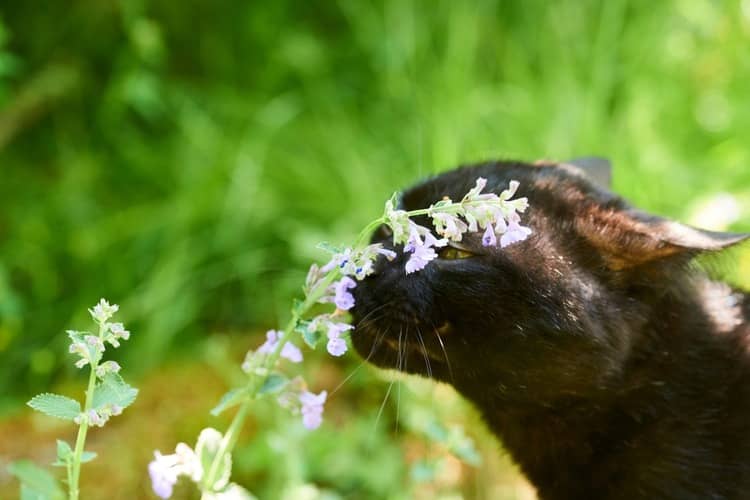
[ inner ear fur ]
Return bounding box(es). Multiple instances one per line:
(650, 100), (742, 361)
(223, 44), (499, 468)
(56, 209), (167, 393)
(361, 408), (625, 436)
(576, 206), (749, 271)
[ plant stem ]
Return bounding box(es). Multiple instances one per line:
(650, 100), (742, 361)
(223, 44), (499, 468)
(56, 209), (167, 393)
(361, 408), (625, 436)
(203, 312), (301, 489)
(68, 321), (105, 500)
(354, 217), (386, 247)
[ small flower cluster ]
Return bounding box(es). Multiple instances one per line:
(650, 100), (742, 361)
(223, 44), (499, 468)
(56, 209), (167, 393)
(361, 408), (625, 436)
(67, 299), (132, 426)
(384, 177), (532, 273)
(73, 403), (123, 427)
(256, 330), (303, 363)
(299, 390), (327, 430)
(68, 302), (130, 370)
(149, 443), (201, 499)
(149, 428), (253, 499)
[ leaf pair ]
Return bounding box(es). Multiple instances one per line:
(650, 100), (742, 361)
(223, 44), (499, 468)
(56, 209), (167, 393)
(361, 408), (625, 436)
(27, 374), (137, 422)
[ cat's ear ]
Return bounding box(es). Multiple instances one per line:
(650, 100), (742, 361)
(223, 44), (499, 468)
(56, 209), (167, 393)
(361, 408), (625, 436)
(577, 208), (749, 271)
(564, 157), (612, 190)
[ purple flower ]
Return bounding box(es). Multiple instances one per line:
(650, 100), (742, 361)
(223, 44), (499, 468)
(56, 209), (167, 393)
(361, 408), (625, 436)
(405, 244), (438, 274)
(327, 337), (347, 357)
(482, 223), (497, 247)
(320, 248), (353, 274)
(334, 276), (356, 310)
(500, 213), (532, 248)
(404, 229), (446, 275)
(299, 390), (327, 430)
(326, 321), (353, 356)
(281, 343), (303, 363)
(423, 231), (448, 249)
(257, 330), (303, 363)
(378, 247), (397, 260)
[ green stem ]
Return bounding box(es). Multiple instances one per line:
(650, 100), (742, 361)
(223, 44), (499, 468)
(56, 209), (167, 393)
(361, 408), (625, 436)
(203, 313), (301, 490)
(354, 217), (386, 247)
(68, 321), (105, 500)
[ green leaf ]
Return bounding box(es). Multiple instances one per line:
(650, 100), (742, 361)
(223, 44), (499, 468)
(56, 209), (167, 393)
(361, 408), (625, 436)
(66, 330), (86, 343)
(56, 440), (72, 460)
(292, 298), (305, 316)
(27, 393), (81, 421)
(386, 191), (399, 210)
(51, 440), (73, 466)
(79, 451), (97, 463)
(296, 323), (320, 349)
(202, 482), (257, 500)
(196, 428), (231, 491)
(7, 460), (64, 500)
(92, 373), (138, 411)
(21, 485), (51, 500)
(410, 459), (438, 483)
(315, 241), (342, 254)
(210, 388), (247, 417)
(258, 373), (288, 395)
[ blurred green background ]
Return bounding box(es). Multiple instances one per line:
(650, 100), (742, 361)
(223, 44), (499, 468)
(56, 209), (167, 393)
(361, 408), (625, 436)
(1, 0), (749, 498)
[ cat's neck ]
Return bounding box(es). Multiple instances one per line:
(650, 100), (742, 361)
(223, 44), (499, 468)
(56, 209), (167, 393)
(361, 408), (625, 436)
(481, 278), (750, 499)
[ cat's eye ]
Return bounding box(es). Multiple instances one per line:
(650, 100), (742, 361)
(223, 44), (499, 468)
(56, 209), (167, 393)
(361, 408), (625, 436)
(439, 246), (475, 260)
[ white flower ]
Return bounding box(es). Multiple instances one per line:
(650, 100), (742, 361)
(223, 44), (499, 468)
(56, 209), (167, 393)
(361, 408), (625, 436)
(383, 199), (412, 245)
(84, 335), (105, 354)
(89, 299), (119, 323)
(95, 360), (121, 378)
(148, 442), (203, 499)
(431, 212), (468, 241)
(148, 451), (180, 499)
(106, 322), (130, 347)
(69, 341), (91, 369)
(87, 409), (106, 427)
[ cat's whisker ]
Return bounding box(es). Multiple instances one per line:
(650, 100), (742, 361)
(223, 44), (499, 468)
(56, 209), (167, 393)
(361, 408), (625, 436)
(329, 325), (386, 396)
(395, 328), (403, 435)
(373, 366), (395, 435)
(431, 322), (454, 383)
(332, 306), (395, 396)
(355, 301), (392, 329)
(415, 327), (433, 379)
(372, 327), (400, 435)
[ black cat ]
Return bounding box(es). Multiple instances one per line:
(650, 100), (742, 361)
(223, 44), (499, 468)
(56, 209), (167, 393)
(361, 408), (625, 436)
(351, 159), (750, 500)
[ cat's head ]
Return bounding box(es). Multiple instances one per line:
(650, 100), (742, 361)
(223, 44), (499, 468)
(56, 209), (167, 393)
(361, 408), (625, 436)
(351, 160), (748, 406)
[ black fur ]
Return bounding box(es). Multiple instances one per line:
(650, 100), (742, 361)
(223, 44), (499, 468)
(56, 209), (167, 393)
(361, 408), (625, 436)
(351, 160), (750, 499)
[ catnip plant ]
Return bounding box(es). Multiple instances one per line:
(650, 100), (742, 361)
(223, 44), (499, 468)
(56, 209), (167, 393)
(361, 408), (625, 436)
(9, 299), (138, 500)
(148, 177), (531, 499)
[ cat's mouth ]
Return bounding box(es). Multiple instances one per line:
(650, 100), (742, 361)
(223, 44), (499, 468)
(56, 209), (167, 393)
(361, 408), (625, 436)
(351, 319), (455, 378)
